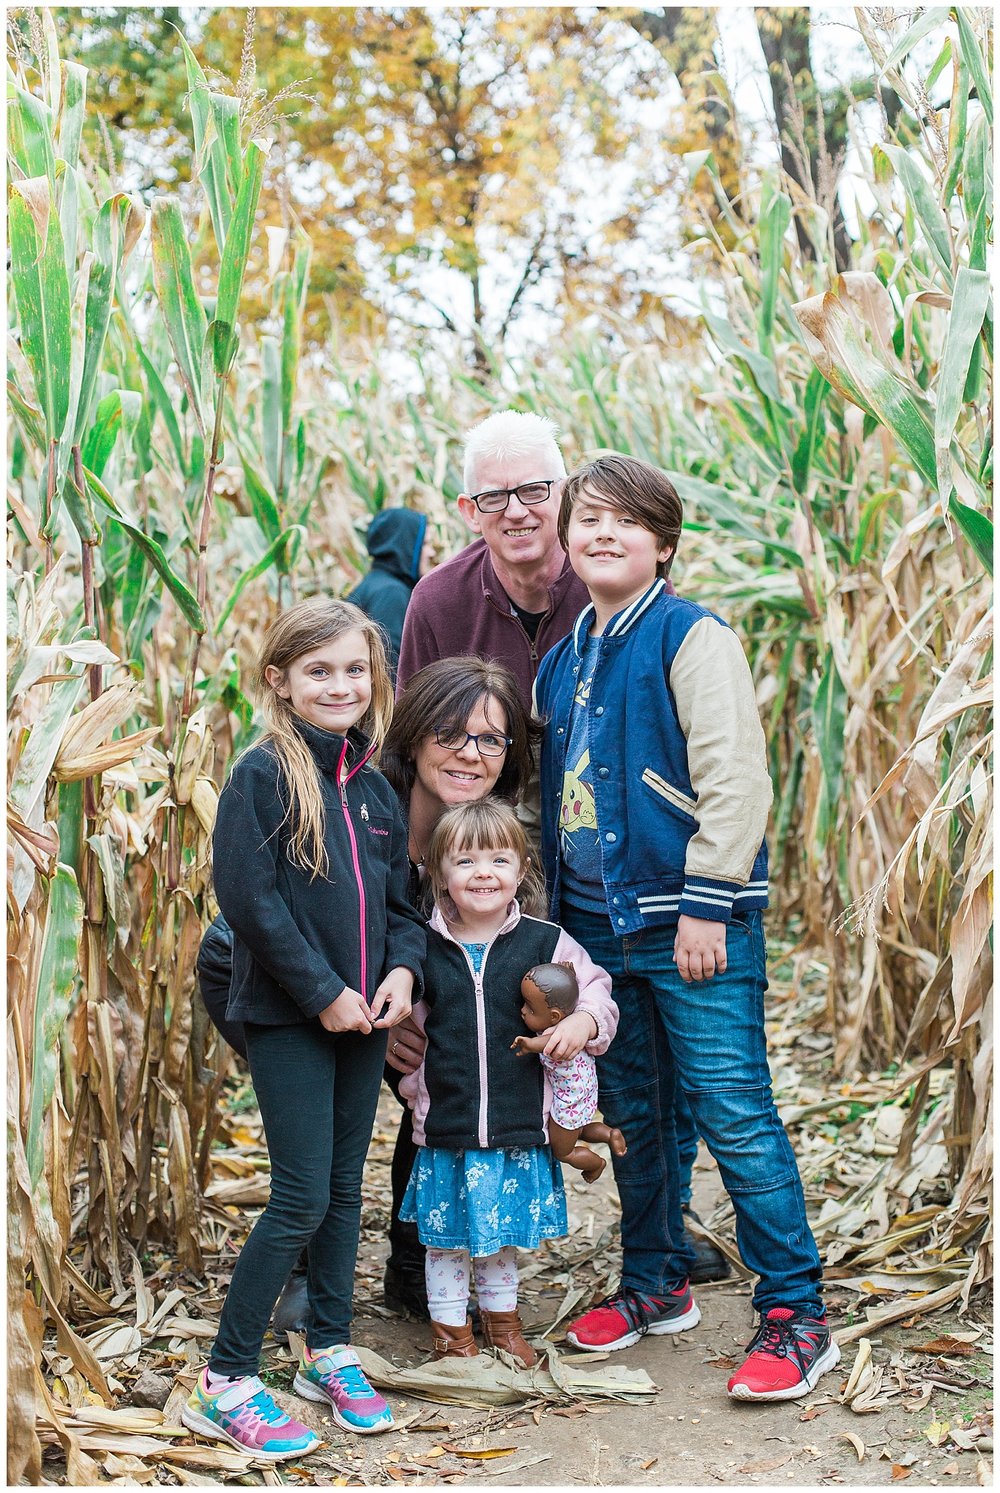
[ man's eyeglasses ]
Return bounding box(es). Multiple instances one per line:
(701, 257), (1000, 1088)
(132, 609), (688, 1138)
(434, 726), (512, 757)
(468, 480), (556, 514)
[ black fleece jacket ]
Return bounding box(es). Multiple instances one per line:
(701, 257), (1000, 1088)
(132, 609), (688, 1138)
(213, 718), (425, 1026)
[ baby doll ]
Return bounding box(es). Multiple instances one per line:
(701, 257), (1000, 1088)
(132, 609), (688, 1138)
(512, 963), (627, 1183)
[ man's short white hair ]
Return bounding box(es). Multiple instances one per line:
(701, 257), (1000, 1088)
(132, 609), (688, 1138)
(463, 410), (566, 493)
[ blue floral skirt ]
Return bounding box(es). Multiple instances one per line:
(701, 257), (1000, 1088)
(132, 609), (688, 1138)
(400, 1145), (567, 1256)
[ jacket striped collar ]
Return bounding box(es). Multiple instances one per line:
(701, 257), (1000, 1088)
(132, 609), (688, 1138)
(571, 578), (667, 655)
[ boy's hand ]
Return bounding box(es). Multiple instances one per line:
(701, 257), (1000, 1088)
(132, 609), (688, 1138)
(319, 988), (373, 1033)
(371, 966), (414, 1029)
(673, 916), (727, 982)
(542, 1010), (598, 1062)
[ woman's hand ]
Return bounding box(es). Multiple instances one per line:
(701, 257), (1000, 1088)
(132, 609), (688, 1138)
(542, 1010), (598, 1062)
(318, 988), (373, 1034)
(372, 966), (414, 1030)
(385, 1015), (426, 1074)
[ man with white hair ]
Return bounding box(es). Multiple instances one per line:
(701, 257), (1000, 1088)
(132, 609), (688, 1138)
(397, 410), (585, 700)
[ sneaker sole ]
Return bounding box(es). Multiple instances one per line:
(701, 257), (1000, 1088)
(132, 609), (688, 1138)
(180, 1405), (320, 1461)
(566, 1299), (701, 1352)
(728, 1340), (842, 1401)
(292, 1372), (394, 1434)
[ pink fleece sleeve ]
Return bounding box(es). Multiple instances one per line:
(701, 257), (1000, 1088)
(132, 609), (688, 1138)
(551, 929), (618, 1054)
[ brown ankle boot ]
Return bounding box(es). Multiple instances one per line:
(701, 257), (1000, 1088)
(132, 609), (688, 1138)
(431, 1317), (479, 1358)
(480, 1307), (538, 1368)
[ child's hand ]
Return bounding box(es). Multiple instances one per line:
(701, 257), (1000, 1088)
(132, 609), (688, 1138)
(673, 915), (727, 982)
(371, 966), (414, 1029)
(543, 1010), (598, 1062)
(318, 988), (373, 1033)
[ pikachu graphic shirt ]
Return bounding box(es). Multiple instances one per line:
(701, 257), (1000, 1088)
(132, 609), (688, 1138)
(559, 634), (607, 913)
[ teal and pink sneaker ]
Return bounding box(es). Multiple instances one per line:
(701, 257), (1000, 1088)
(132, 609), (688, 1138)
(293, 1345), (394, 1434)
(181, 1368), (321, 1461)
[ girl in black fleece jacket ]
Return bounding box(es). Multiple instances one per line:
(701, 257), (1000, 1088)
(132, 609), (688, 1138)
(183, 600), (425, 1461)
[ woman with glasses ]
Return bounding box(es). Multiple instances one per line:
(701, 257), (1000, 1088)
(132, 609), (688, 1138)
(197, 655), (541, 1331)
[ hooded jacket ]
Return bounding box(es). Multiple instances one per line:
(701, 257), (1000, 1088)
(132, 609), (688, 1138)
(213, 717), (426, 1026)
(347, 508), (428, 671)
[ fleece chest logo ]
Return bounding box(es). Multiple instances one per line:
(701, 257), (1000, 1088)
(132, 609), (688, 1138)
(360, 802), (370, 820)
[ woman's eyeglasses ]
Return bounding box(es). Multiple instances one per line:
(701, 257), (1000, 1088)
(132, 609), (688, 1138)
(434, 726), (512, 757)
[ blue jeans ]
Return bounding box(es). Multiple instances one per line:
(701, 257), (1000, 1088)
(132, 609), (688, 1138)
(561, 907), (823, 1317)
(674, 1088), (698, 1209)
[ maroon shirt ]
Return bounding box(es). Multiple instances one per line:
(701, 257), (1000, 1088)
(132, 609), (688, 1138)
(396, 538), (590, 702)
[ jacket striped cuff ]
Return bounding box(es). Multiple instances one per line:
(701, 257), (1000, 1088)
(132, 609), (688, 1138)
(678, 877), (745, 923)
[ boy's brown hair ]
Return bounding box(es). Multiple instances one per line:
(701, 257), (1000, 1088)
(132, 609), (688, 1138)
(557, 453), (683, 578)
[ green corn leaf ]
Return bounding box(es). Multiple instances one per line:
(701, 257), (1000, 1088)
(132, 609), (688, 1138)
(10, 671), (87, 824)
(210, 90), (242, 203)
(934, 267), (992, 500)
(795, 288), (937, 488)
(151, 196), (208, 432)
(882, 6), (950, 72)
(791, 367), (829, 496)
(177, 29), (232, 251)
(56, 159), (78, 277)
(881, 144), (954, 282)
(8, 86), (56, 180)
(76, 194), (145, 447)
(811, 649), (847, 839)
(26, 863), (83, 1187)
(943, 56), (969, 205)
(758, 182), (792, 348)
(57, 60), (88, 169)
(136, 344), (186, 474)
(261, 333), (283, 492)
(954, 7), (992, 127)
(213, 140), (267, 377)
(949, 494), (993, 576)
(925, 37), (952, 94)
(240, 452), (282, 543)
(56, 246), (90, 505)
(215, 526), (307, 632)
(81, 390), (124, 477)
(962, 113), (991, 272)
(7, 379), (47, 451)
(9, 179), (71, 448)
(83, 466), (207, 632)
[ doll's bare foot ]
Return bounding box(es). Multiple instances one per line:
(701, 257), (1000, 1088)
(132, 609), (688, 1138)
(581, 1153), (606, 1184)
(609, 1127), (627, 1157)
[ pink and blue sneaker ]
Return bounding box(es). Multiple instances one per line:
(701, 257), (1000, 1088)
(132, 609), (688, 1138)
(181, 1367), (321, 1461)
(293, 1345), (394, 1434)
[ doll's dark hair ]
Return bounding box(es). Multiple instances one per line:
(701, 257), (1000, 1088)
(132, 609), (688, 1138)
(524, 962), (579, 1015)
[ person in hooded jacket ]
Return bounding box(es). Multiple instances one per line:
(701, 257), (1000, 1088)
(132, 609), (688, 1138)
(348, 509), (434, 676)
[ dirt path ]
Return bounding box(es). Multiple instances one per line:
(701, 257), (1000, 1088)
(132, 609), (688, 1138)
(254, 1094), (992, 1489)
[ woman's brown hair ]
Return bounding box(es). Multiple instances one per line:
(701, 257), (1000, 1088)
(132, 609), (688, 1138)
(381, 657), (541, 805)
(425, 799), (548, 920)
(251, 598), (394, 879)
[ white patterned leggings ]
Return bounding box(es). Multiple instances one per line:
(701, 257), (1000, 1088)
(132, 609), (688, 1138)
(425, 1246), (518, 1325)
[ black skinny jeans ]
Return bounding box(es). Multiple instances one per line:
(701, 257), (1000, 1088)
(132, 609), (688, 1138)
(209, 1020), (387, 1376)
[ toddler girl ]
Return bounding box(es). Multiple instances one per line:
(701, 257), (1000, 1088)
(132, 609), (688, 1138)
(182, 600), (425, 1460)
(399, 799), (618, 1366)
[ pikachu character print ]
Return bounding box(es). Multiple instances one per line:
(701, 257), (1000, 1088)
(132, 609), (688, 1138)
(560, 747), (598, 852)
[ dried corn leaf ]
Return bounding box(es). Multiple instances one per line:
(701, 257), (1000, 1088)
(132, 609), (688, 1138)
(353, 1343), (656, 1409)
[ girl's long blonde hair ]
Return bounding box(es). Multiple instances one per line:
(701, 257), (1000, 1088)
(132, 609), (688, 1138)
(251, 599), (394, 880)
(425, 799), (548, 921)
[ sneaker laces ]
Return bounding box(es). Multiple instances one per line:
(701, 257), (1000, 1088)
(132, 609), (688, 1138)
(602, 1287), (665, 1335)
(330, 1364), (377, 1400)
(244, 1388), (289, 1425)
(747, 1309), (816, 1372)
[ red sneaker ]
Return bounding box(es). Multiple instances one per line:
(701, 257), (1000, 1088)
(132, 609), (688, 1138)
(566, 1284), (700, 1352)
(727, 1308), (840, 1401)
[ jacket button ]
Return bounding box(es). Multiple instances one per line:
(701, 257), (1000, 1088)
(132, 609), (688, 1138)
(594, 705), (604, 716)
(605, 831), (617, 843)
(617, 917), (626, 927)
(557, 727), (564, 735)
(597, 767), (609, 778)
(612, 896), (620, 906)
